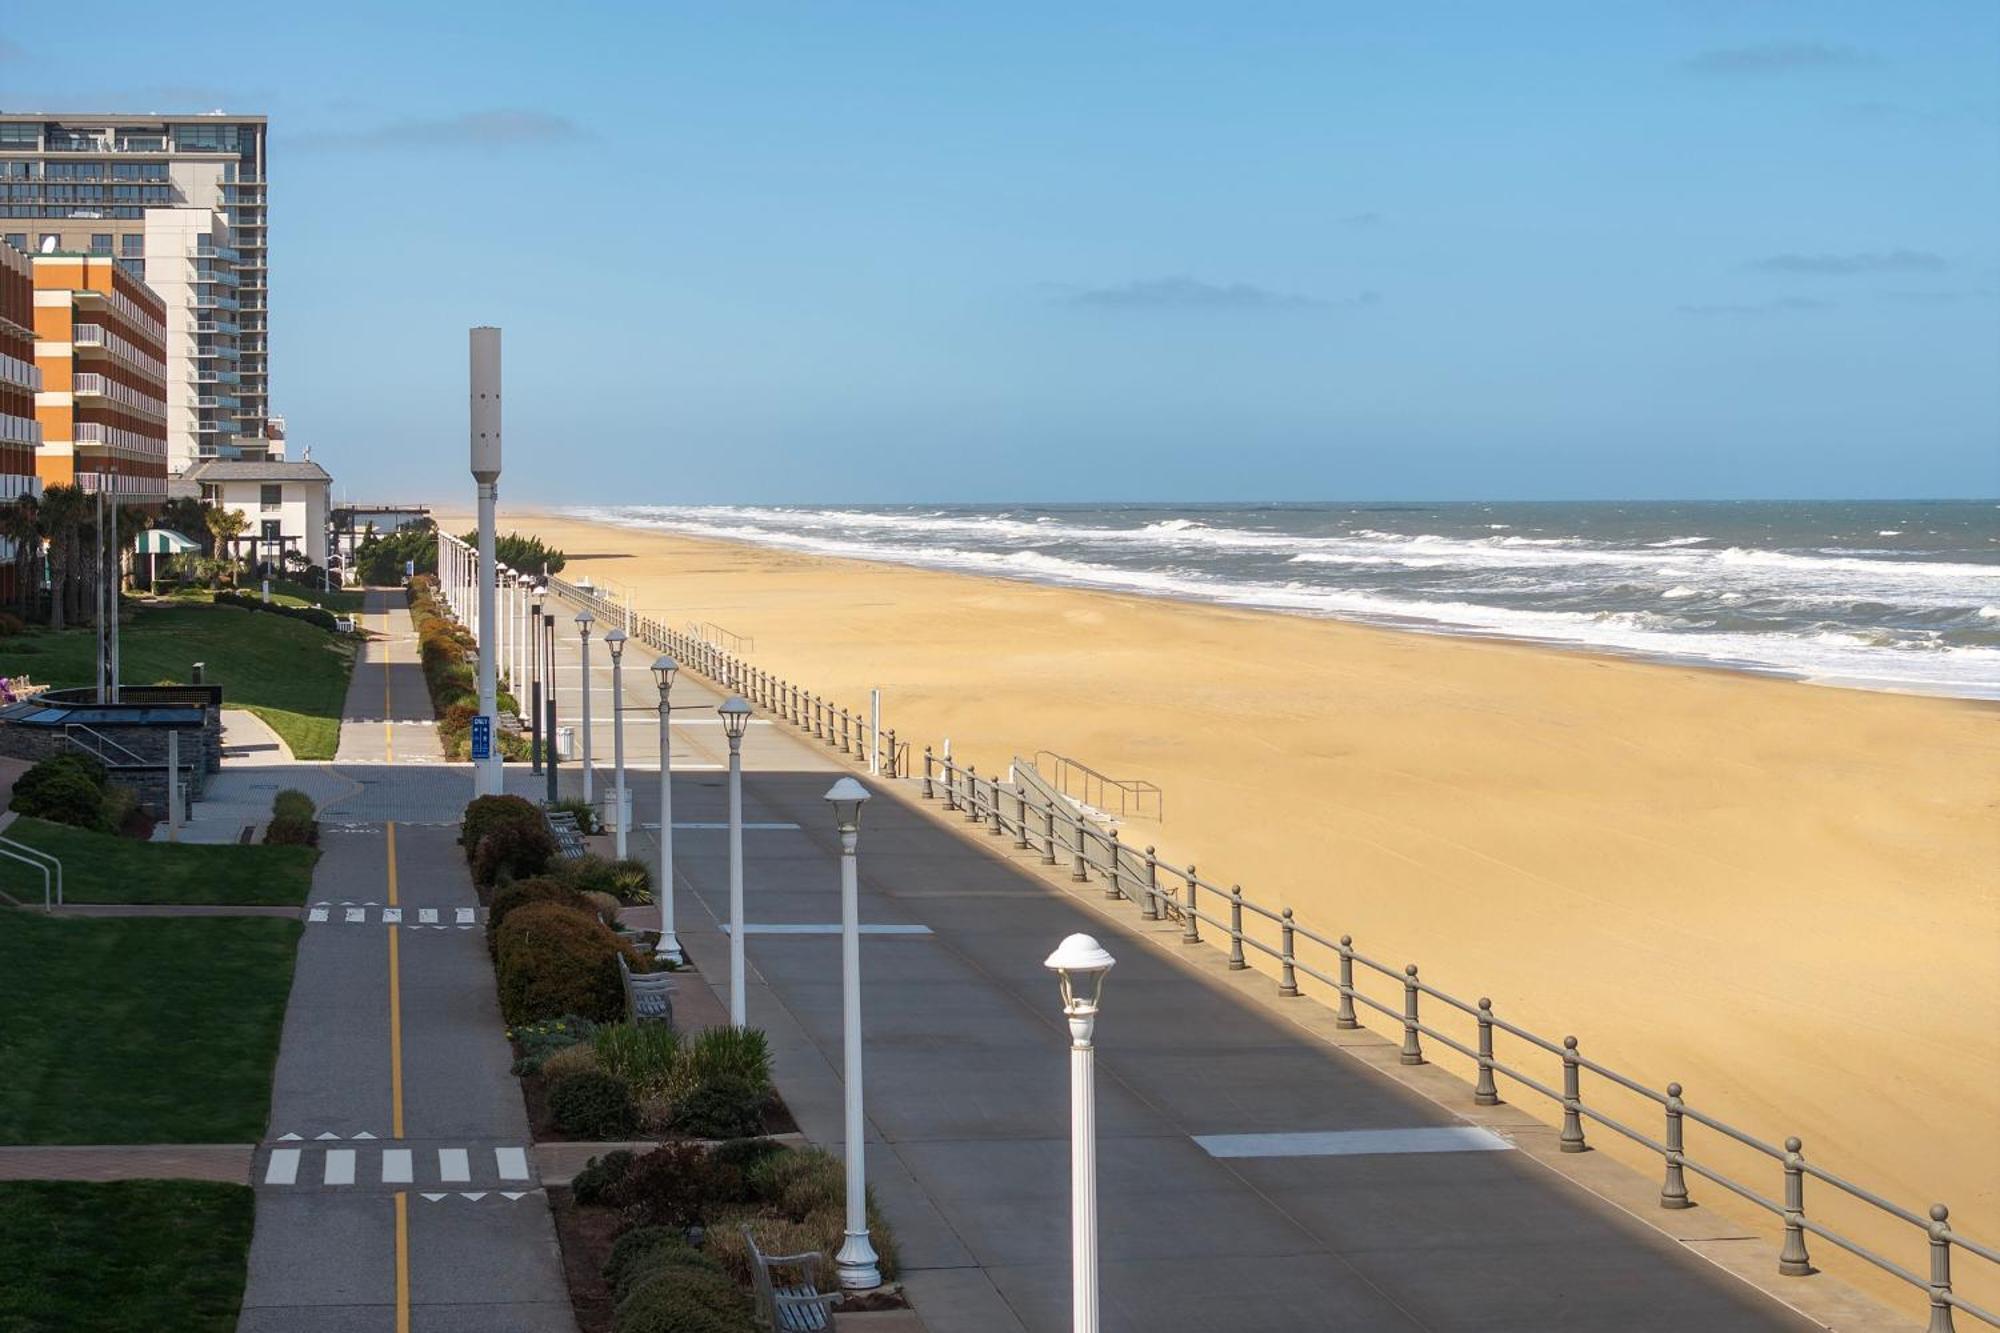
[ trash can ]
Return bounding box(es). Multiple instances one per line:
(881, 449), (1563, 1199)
(601, 787), (632, 835)
(557, 725), (576, 760)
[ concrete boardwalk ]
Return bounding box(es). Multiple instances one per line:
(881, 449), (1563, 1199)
(541, 592), (1817, 1333)
(237, 588), (574, 1333)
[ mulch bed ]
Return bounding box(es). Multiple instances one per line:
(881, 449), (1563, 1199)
(549, 1186), (619, 1333)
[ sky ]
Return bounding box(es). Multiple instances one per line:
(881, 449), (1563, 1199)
(4, 2), (1997, 503)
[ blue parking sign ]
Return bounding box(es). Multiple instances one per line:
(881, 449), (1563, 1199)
(471, 715), (492, 761)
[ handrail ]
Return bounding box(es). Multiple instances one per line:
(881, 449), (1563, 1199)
(1029, 749), (1163, 820)
(686, 620), (755, 654)
(65, 723), (149, 768)
(0, 834), (61, 909)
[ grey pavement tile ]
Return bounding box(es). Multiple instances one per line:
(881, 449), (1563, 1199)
(239, 1192), (395, 1309)
(984, 1254), (1426, 1333)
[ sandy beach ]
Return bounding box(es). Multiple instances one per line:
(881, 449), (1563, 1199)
(446, 504), (2000, 1310)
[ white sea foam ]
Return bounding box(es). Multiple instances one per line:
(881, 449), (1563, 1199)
(1662, 585), (1698, 599)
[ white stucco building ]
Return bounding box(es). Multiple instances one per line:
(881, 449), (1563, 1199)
(183, 457), (330, 568)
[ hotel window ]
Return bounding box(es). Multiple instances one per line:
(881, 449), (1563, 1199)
(90, 233), (111, 255)
(261, 484), (282, 511)
(37, 234), (57, 250)
(3, 234), (23, 252)
(120, 234), (142, 257)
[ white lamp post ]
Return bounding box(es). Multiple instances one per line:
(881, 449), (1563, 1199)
(1045, 933), (1116, 1333)
(469, 327), (503, 798)
(605, 627), (628, 859)
(576, 608), (595, 805)
(651, 655), (683, 963)
(528, 579), (545, 777)
(719, 695), (753, 1025)
(826, 776), (881, 1291)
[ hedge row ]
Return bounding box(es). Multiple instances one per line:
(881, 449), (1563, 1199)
(213, 589), (342, 633)
(407, 575), (526, 760)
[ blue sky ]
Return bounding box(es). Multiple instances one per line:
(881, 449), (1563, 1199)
(6, 2), (1997, 502)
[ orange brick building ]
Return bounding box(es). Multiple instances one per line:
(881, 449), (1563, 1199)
(1, 244), (40, 603)
(31, 251), (169, 501)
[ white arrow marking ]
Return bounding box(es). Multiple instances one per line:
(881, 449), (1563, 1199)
(501, 1191), (531, 1201)
(438, 1148), (470, 1182)
(306, 907), (328, 923)
(264, 1149), (300, 1185)
(382, 908), (402, 924)
(314, 1131), (342, 1141)
(460, 1191), (487, 1202)
(421, 1192), (447, 1202)
(418, 909), (438, 924)
(352, 1131), (377, 1140)
(381, 1148), (413, 1183)
(495, 1147), (529, 1181)
(276, 1132), (301, 1142)
(323, 1149), (356, 1186)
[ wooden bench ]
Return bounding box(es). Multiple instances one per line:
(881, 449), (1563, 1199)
(544, 810), (587, 860)
(617, 954), (676, 1026)
(743, 1226), (839, 1332)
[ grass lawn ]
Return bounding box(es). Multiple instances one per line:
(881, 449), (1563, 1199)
(0, 817), (316, 906)
(5, 600), (352, 759)
(267, 578), (365, 614)
(0, 911), (299, 1144)
(0, 1180), (252, 1332)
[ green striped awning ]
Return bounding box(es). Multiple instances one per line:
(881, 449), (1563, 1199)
(135, 529), (201, 555)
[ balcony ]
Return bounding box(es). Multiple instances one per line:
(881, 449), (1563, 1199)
(69, 324), (168, 381)
(73, 422), (167, 459)
(72, 373), (168, 421)
(189, 368), (241, 386)
(76, 472), (168, 498)
(191, 320), (239, 335)
(191, 292), (241, 312)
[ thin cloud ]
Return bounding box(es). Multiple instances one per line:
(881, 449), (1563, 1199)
(1336, 212), (1384, 228)
(1679, 297), (1831, 316)
(1681, 42), (1881, 76)
(292, 109), (587, 151)
(1064, 276), (1376, 311)
(1749, 250), (1947, 276)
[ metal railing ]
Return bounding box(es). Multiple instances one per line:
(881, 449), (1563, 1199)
(1030, 749), (1162, 820)
(687, 620), (755, 654)
(917, 749), (1996, 1332)
(0, 834), (62, 910)
(66, 723), (150, 770)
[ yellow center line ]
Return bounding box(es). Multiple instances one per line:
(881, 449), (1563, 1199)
(387, 821), (404, 1138)
(394, 1191), (411, 1333)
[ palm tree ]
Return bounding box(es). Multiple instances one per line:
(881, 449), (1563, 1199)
(205, 506), (248, 587)
(0, 494), (41, 621)
(37, 485), (85, 632)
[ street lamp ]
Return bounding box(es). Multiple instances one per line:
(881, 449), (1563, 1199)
(469, 326), (503, 798)
(825, 777), (880, 1291)
(576, 609), (596, 805)
(651, 656), (683, 963)
(1045, 933), (1116, 1333)
(528, 579), (545, 776)
(605, 627), (629, 859)
(719, 695), (752, 1026)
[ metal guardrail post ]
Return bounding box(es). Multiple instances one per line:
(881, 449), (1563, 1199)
(922, 746), (934, 799)
(1780, 1139), (1812, 1275)
(1475, 999), (1499, 1105)
(1071, 814), (1089, 882)
(1560, 1038), (1587, 1152)
(1041, 798), (1057, 866)
(1278, 910), (1298, 994)
(987, 777), (1004, 835)
(1661, 1083), (1690, 1208)
(1336, 936), (1358, 1028)
(1401, 966), (1424, 1064)
(1228, 887), (1246, 969)
(1105, 830), (1123, 898)
(964, 765), (980, 820)
(1014, 787), (1030, 849)
(943, 758), (959, 810)
(1927, 1206), (1956, 1333)
(886, 729), (899, 777)
(1181, 866), (1200, 942)
(1141, 848), (1160, 921)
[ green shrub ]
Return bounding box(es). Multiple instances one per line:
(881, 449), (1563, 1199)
(671, 1075), (766, 1141)
(552, 797), (600, 834)
(609, 1142), (747, 1230)
(712, 1136), (788, 1178)
(462, 793), (542, 855)
(604, 1230), (722, 1303)
(685, 1027), (773, 1094)
(547, 1067), (637, 1139)
(464, 795), (556, 892)
(494, 901), (641, 1024)
(9, 754), (109, 830)
(489, 877), (590, 952)
(509, 1014), (596, 1075)
(265, 788), (318, 845)
(541, 1042), (602, 1083)
(605, 859), (653, 904)
(593, 1023), (682, 1094)
(572, 1148), (636, 1207)
(613, 1267), (755, 1333)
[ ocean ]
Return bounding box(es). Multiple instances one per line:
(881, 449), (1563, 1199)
(575, 500), (2000, 700)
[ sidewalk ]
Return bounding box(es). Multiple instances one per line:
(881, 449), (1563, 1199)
(540, 590), (1827, 1333)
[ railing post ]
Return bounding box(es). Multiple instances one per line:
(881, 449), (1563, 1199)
(1181, 866), (1199, 943)
(1560, 1037), (1587, 1152)
(987, 777), (1004, 835)
(1927, 1205), (1956, 1333)
(1400, 965), (1424, 1065)
(942, 758), (958, 810)
(1105, 830), (1123, 899)
(1014, 787), (1030, 849)
(1228, 887), (1246, 969)
(1071, 815), (1089, 882)
(922, 746), (934, 800)
(1660, 1082), (1690, 1208)
(1475, 999), (1499, 1105)
(1336, 936), (1358, 1028)
(964, 765), (981, 821)
(886, 729), (899, 777)
(1278, 909), (1298, 995)
(1779, 1138), (1812, 1275)
(1141, 848), (1160, 921)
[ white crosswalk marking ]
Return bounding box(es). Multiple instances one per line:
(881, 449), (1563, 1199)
(307, 907), (328, 922)
(323, 1149), (356, 1185)
(454, 907), (475, 926)
(265, 1149), (301, 1185)
(438, 1148), (470, 1182)
(381, 1149), (412, 1183)
(343, 907), (365, 923)
(419, 909), (439, 924)
(495, 1147), (529, 1181)
(383, 908), (403, 924)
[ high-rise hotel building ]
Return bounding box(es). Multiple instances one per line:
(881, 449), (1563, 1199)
(30, 251), (170, 500)
(0, 113), (269, 472)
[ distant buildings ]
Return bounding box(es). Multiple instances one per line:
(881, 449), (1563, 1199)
(1, 113), (272, 466)
(0, 243), (36, 505)
(184, 457), (331, 569)
(29, 251), (169, 500)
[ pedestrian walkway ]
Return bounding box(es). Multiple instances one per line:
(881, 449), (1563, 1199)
(539, 586), (1825, 1333)
(237, 586), (574, 1333)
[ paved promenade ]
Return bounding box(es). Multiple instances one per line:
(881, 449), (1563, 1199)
(542, 591), (1819, 1333)
(236, 588), (574, 1333)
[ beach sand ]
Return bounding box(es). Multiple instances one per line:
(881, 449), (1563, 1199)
(447, 505), (2000, 1311)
